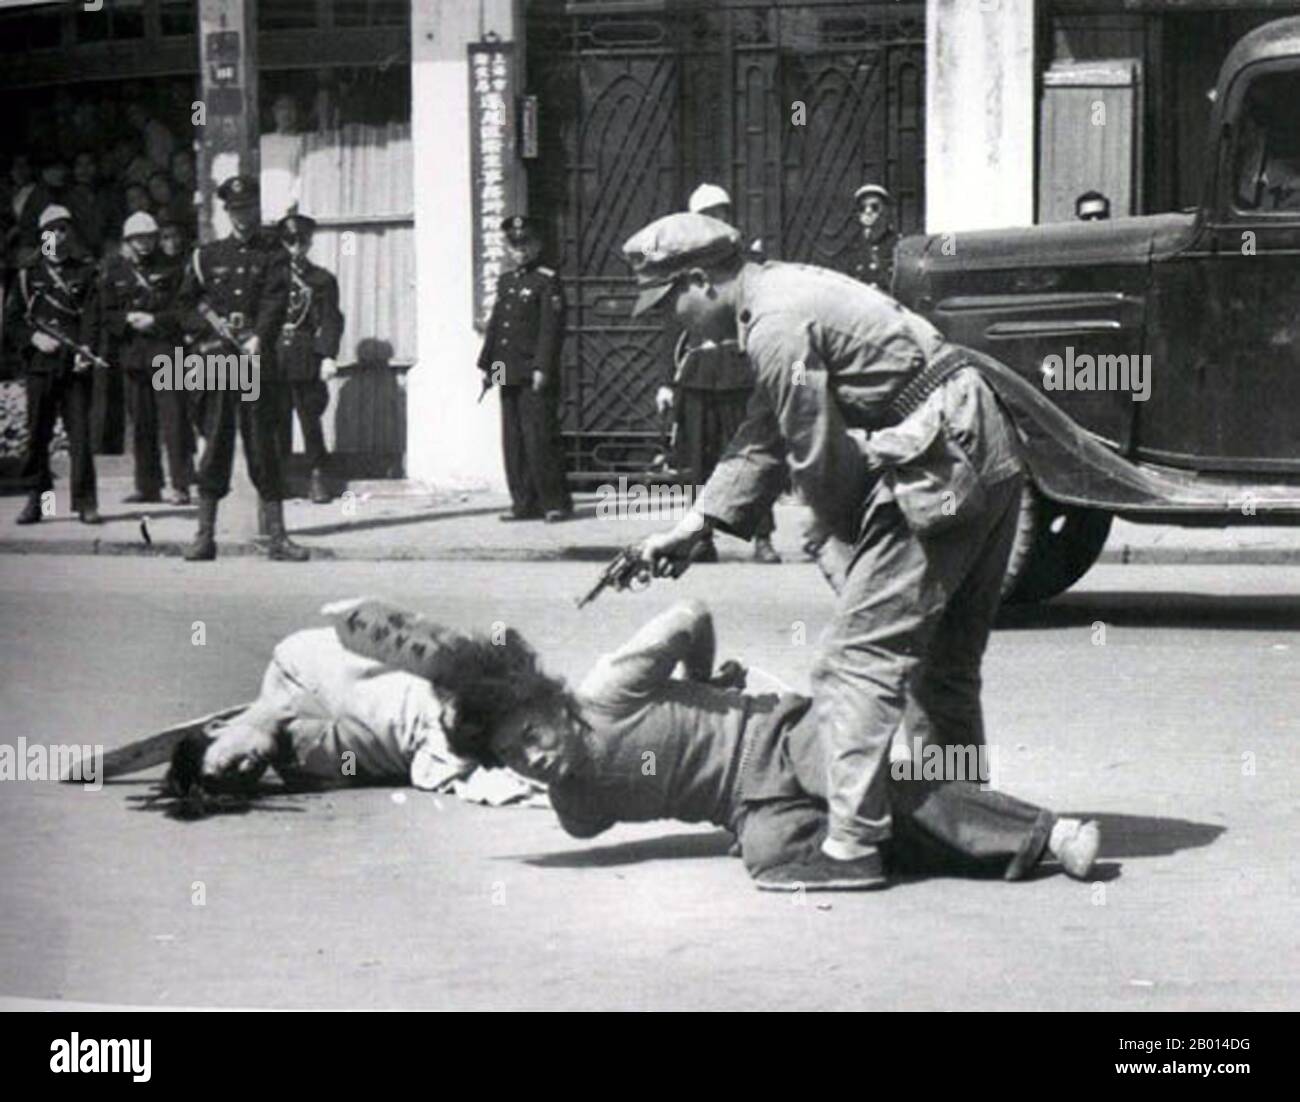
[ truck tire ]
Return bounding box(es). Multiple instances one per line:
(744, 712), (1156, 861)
(1000, 483), (1112, 604)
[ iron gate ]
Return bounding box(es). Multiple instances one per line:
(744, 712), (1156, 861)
(527, 0), (926, 483)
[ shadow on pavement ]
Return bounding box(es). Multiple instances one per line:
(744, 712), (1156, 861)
(1075, 812), (1225, 858)
(997, 590), (1300, 631)
(517, 829), (735, 867)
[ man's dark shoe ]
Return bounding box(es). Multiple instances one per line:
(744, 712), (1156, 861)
(752, 537), (782, 564)
(15, 496), (42, 525)
(123, 491), (160, 504)
(754, 850), (887, 892)
(498, 510), (541, 522)
(262, 499), (310, 562)
(184, 494), (219, 561)
(79, 507), (103, 525)
(544, 508), (573, 523)
(164, 489), (191, 506)
(309, 468), (332, 505)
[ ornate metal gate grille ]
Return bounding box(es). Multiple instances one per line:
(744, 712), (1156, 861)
(528, 0), (926, 482)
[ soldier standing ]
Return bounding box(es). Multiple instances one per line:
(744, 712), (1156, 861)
(476, 215), (572, 523)
(177, 175), (307, 562)
(101, 211), (193, 505)
(850, 183), (899, 292)
(5, 204), (101, 525)
(275, 213), (344, 505)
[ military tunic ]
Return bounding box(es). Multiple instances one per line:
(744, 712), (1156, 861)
(275, 256), (344, 471)
(476, 259), (571, 516)
(850, 226), (899, 293)
(176, 228), (289, 501)
(100, 251), (192, 495)
(3, 251), (100, 510)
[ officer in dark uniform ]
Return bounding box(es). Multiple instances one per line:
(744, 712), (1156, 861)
(101, 210), (193, 505)
(275, 212), (344, 504)
(476, 215), (572, 522)
(850, 184), (899, 293)
(5, 203), (101, 525)
(176, 175), (307, 562)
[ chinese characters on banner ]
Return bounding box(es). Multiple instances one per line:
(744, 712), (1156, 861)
(468, 40), (521, 331)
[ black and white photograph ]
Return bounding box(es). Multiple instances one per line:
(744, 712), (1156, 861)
(0, 0), (1294, 1059)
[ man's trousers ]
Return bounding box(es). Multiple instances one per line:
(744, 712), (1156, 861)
(677, 387), (775, 539)
(499, 384), (571, 516)
(734, 711), (1053, 881)
(194, 386), (286, 502)
(276, 378), (330, 471)
(125, 370), (193, 495)
(21, 369), (97, 512)
(811, 451), (1024, 857)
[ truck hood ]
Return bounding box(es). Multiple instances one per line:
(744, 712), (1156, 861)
(902, 211), (1196, 273)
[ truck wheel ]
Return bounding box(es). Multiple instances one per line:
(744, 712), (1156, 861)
(1000, 483), (1112, 604)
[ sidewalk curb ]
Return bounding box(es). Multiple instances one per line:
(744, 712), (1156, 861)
(1, 537), (1298, 565)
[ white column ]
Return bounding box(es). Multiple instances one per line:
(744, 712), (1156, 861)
(406, 0), (517, 490)
(926, 0), (1037, 233)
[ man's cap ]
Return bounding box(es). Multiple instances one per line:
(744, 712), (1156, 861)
(216, 175), (259, 209)
(688, 183), (732, 215)
(501, 214), (540, 245)
(38, 204), (74, 229)
(853, 183), (893, 206)
(278, 212), (318, 241)
(621, 213), (742, 317)
(122, 211), (159, 238)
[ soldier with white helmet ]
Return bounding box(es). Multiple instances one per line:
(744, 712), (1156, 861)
(100, 210), (193, 505)
(4, 203), (102, 525)
(850, 183), (898, 292)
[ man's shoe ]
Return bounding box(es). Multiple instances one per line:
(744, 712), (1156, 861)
(498, 511), (541, 522)
(754, 850), (887, 892)
(544, 508), (573, 523)
(15, 496), (42, 525)
(1048, 818), (1101, 880)
(262, 499), (310, 562)
(164, 489), (191, 506)
(79, 507), (103, 525)
(309, 468), (332, 505)
(123, 491), (160, 504)
(752, 537), (782, 564)
(183, 495), (219, 561)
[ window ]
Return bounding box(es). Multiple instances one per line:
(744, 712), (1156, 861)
(159, 0), (197, 37)
(259, 0), (319, 31)
(75, 0), (145, 42)
(1231, 70), (1300, 213)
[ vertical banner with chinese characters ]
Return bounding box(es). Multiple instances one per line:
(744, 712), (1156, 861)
(468, 40), (522, 331)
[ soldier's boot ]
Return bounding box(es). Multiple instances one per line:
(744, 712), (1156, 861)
(309, 467), (331, 505)
(263, 500), (310, 562)
(183, 495), (219, 561)
(15, 493), (42, 525)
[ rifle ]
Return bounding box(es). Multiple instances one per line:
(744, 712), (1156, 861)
(575, 545), (689, 609)
(29, 313), (110, 373)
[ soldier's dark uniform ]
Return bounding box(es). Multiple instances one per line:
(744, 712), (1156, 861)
(476, 216), (572, 521)
(4, 205), (101, 523)
(175, 175), (306, 561)
(274, 213), (344, 504)
(666, 327), (777, 551)
(100, 217), (193, 503)
(851, 225), (898, 293)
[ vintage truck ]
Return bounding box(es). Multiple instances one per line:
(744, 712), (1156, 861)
(892, 17), (1300, 602)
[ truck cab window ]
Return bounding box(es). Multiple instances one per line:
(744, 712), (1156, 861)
(1232, 72), (1300, 212)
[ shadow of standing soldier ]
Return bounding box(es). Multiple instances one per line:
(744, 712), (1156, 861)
(334, 337), (406, 479)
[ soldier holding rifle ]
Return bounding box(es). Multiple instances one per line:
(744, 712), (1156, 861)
(5, 204), (103, 525)
(176, 175), (308, 562)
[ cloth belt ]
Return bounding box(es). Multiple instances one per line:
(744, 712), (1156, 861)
(888, 344), (972, 422)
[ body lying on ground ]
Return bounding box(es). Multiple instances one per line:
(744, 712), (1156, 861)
(174, 596), (1099, 890)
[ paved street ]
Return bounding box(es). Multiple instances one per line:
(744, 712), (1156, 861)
(0, 555), (1296, 1010)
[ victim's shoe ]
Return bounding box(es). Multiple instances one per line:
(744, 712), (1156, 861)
(754, 850), (887, 892)
(1048, 818), (1101, 880)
